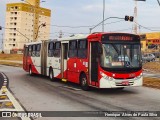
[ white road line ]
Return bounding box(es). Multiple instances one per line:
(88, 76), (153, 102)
(63, 85), (82, 91)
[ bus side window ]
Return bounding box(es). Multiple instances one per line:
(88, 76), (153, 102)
(28, 45), (32, 56)
(32, 45), (36, 57)
(48, 42), (54, 57)
(36, 44), (41, 57)
(68, 40), (77, 58)
(54, 42), (61, 57)
(78, 39), (87, 59)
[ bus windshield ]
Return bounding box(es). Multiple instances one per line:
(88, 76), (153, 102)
(100, 43), (142, 68)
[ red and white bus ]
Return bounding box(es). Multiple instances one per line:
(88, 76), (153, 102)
(23, 32), (143, 90)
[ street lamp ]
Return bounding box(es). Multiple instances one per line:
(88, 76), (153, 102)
(89, 16), (134, 33)
(35, 23), (46, 40)
(21, 0), (46, 41)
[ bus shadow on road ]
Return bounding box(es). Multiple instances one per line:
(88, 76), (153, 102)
(26, 74), (139, 95)
(89, 87), (138, 95)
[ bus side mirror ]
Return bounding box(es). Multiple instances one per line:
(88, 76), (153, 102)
(98, 44), (102, 55)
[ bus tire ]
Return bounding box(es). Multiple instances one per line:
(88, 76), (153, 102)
(49, 68), (54, 81)
(29, 65), (33, 76)
(80, 73), (89, 91)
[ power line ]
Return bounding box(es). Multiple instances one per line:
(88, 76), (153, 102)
(48, 20), (124, 29)
(134, 22), (160, 31)
(48, 24), (93, 28)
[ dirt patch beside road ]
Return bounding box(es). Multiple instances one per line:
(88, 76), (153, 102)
(143, 77), (160, 89)
(143, 62), (160, 73)
(0, 54), (22, 61)
(0, 61), (22, 68)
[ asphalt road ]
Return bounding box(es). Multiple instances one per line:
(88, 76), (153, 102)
(0, 65), (160, 120)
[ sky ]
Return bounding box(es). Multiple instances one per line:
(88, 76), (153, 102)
(0, 0), (160, 45)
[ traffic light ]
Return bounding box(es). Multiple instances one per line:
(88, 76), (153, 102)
(124, 16), (134, 22)
(125, 16), (130, 21)
(129, 16), (134, 22)
(0, 26), (2, 30)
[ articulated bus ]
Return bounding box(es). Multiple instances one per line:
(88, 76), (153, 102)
(23, 33), (143, 90)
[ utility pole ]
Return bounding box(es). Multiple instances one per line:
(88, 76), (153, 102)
(133, 0), (146, 34)
(1, 33), (3, 51)
(133, 1), (138, 34)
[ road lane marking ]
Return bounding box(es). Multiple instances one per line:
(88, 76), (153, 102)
(0, 72), (31, 120)
(62, 85), (82, 91)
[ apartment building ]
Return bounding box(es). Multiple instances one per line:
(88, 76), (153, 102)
(4, 0), (51, 53)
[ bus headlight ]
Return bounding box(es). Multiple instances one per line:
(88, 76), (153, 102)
(100, 72), (113, 80)
(134, 73), (143, 79)
(137, 73), (143, 78)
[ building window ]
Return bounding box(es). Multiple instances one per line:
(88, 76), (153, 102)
(13, 44), (15, 47)
(15, 12), (17, 14)
(11, 7), (14, 10)
(15, 6), (18, 9)
(14, 17), (17, 20)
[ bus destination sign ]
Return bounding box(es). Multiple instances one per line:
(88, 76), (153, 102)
(109, 36), (133, 41)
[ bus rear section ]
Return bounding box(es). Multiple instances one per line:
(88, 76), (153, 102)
(23, 41), (46, 75)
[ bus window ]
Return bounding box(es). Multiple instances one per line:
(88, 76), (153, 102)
(68, 40), (77, 58)
(48, 42), (54, 57)
(36, 44), (41, 57)
(54, 42), (61, 57)
(78, 40), (87, 59)
(28, 45), (32, 56)
(32, 45), (36, 57)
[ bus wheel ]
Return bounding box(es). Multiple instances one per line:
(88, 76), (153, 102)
(80, 74), (89, 91)
(29, 66), (33, 76)
(49, 69), (54, 81)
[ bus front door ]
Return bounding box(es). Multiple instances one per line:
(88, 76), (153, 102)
(90, 42), (98, 83)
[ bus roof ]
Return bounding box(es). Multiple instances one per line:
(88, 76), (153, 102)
(24, 32), (139, 46)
